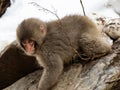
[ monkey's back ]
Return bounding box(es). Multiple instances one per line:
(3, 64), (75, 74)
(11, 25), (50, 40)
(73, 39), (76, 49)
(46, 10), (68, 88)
(47, 15), (111, 60)
(61, 15), (111, 59)
(43, 15), (90, 62)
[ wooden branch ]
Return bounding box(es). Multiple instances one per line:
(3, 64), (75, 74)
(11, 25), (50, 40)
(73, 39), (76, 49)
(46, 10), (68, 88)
(80, 0), (86, 16)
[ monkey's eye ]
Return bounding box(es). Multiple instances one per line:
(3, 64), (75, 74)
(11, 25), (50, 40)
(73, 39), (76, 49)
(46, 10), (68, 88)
(21, 39), (34, 47)
(28, 39), (34, 45)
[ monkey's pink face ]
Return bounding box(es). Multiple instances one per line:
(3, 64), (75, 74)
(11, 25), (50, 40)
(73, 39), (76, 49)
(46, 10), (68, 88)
(21, 39), (36, 55)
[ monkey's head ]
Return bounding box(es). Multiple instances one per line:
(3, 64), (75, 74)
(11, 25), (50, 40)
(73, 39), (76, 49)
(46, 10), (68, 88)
(16, 18), (47, 55)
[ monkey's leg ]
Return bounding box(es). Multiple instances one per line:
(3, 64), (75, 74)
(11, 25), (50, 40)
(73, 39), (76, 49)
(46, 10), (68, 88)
(38, 55), (63, 90)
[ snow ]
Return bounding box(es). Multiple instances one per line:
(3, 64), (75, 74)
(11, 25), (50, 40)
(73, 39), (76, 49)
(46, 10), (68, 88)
(0, 0), (119, 51)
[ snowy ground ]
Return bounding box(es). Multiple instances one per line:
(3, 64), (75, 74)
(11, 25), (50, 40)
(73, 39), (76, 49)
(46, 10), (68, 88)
(0, 0), (119, 52)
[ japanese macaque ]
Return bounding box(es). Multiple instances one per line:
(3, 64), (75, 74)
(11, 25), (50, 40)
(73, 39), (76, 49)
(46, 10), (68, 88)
(16, 15), (112, 90)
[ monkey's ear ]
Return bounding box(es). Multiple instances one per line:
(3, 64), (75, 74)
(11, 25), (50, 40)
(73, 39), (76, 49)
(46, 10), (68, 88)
(40, 25), (47, 36)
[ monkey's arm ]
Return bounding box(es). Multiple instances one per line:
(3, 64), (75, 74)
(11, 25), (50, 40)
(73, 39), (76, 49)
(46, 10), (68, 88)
(38, 54), (63, 90)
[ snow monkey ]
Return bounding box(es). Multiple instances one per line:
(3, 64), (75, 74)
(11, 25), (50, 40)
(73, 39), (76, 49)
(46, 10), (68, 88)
(16, 15), (111, 90)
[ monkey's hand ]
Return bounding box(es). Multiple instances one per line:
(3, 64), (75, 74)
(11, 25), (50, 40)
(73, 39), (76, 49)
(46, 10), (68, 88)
(38, 54), (63, 90)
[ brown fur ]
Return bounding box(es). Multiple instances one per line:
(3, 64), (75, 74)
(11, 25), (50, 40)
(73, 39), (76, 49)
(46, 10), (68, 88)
(16, 15), (111, 90)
